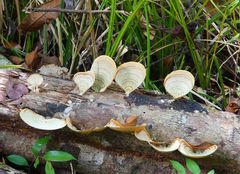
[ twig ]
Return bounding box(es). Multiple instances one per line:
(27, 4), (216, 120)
(25, 8), (127, 14)
(191, 90), (222, 111)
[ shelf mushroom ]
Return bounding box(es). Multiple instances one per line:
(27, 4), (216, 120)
(27, 73), (43, 92)
(20, 108), (66, 130)
(73, 71), (95, 95)
(164, 70), (195, 99)
(90, 55), (117, 92)
(178, 139), (218, 158)
(115, 62), (146, 96)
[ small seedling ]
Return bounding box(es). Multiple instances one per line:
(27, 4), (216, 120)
(6, 136), (76, 174)
(170, 158), (215, 174)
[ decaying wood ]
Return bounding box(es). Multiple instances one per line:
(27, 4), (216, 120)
(0, 70), (240, 173)
(0, 162), (26, 174)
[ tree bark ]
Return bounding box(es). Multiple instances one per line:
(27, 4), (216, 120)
(0, 162), (26, 174)
(0, 70), (240, 173)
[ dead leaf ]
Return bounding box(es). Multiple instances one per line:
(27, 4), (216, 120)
(6, 80), (28, 100)
(18, 0), (61, 32)
(42, 55), (60, 65)
(225, 97), (240, 114)
(205, 0), (220, 16)
(3, 41), (22, 49)
(140, 16), (156, 40)
(25, 47), (42, 70)
(8, 56), (24, 65)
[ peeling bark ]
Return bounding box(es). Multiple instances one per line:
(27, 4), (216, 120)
(0, 162), (26, 174)
(0, 71), (240, 173)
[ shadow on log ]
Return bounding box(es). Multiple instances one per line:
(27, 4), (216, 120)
(0, 70), (240, 173)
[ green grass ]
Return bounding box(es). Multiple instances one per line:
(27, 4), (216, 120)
(1, 0), (239, 108)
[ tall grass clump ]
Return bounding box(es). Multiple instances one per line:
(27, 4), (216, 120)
(0, 0), (239, 108)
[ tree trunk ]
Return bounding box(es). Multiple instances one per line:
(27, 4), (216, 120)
(0, 70), (240, 173)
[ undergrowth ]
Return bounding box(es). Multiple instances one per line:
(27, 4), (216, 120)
(0, 0), (239, 108)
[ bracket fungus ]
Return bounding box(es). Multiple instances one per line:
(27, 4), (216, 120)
(106, 119), (146, 132)
(73, 71), (95, 95)
(134, 126), (217, 157)
(178, 140), (218, 158)
(149, 139), (182, 152)
(115, 62), (146, 96)
(19, 108), (217, 158)
(20, 108), (66, 130)
(90, 55), (117, 92)
(134, 128), (153, 142)
(164, 70), (195, 99)
(26, 73), (43, 92)
(66, 117), (105, 134)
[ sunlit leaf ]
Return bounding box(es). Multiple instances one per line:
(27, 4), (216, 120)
(45, 161), (55, 174)
(170, 160), (186, 174)
(7, 154), (29, 166)
(186, 159), (201, 174)
(44, 150), (76, 162)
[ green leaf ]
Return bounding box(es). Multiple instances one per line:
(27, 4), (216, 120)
(170, 160), (186, 174)
(186, 159), (201, 174)
(34, 156), (40, 169)
(7, 155), (29, 167)
(45, 161), (55, 174)
(207, 169), (215, 174)
(32, 136), (51, 156)
(44, 151), (76, 162)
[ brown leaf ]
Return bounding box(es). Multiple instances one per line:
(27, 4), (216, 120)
(18, 0), (61, 32)
(3, 41), (22, 49)
(42, 55), (60, 66)
(225, 97), (240, 114)
(8, 56), (24, 65)
(25, 47), (42, 70)
(205, 0), (220, 16)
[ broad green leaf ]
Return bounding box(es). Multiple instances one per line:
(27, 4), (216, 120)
(32, 136), (51, 156)
(45, 161), (55, 174)
(207, 169), (215, 174)
(7, 155), (29, 166)
(34, 156), (40, 169)
(170, 160), (186, 174)
(186, 159), (201, 174)
(44, 150), (76, 162)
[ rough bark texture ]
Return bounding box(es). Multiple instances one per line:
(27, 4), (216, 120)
(0, 162), (26, 174)
(0, 71), (240, 174)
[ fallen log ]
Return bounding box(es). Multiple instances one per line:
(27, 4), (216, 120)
(0, 162), (26, 174)
(0, 70), (240, 173)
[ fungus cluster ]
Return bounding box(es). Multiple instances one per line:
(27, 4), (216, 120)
(19, 56), (217, 158)
(73, 55), (146, 96)
(19, 108), (217, 158)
